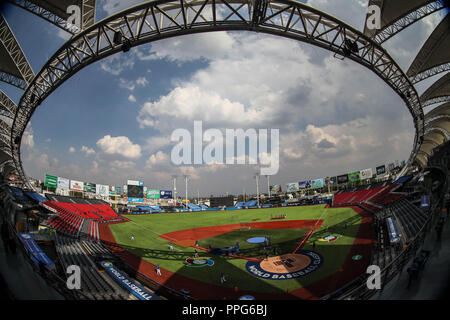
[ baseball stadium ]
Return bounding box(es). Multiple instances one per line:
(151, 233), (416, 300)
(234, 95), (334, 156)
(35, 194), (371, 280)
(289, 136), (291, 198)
(0, 0), (449, 302)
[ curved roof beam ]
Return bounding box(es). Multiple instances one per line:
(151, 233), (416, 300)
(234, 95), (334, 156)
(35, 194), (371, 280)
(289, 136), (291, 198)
(0, 14), (35, 87)
(424, 126), (450, 140)
(425, 113), (450, 125)
(0, 89), (17, 115)
(5, 1), (97, 35)
(420, 72), (450, 107)
(0, 71), (27, 90)
(423, 138), (440, 148)
(407, 13), (450, 84)
(425, 101), (450, 118)
(414, 153), (428, 168)
(9, 0), (426, 187)
(364, 0), (448, 43)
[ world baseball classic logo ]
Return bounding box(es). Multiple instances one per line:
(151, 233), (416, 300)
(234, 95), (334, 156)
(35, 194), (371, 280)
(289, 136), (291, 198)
(245, 250), (323, 280)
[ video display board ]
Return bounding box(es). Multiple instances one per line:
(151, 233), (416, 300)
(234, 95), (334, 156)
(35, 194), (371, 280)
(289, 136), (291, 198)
(337, 174), (349, 184)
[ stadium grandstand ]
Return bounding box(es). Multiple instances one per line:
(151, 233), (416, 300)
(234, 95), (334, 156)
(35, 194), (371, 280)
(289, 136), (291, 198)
(0, 0), (449, 303)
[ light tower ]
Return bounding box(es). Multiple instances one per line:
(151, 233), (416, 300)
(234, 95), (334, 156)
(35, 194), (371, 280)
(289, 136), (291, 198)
(184, 175), (189, 206)
(265, 175), (270, 198)
(254, 173), (260, 207)
(171, 175), (177, 203)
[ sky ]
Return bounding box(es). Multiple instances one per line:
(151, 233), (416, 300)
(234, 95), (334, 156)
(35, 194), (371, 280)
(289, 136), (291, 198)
(0, 0), (447, 197)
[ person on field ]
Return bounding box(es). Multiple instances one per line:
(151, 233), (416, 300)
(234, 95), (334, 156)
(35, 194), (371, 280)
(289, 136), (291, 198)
(220, 273), (226, 284)
(156, 264), (161, 276)
(131, 234), (135, 241)
(194, 249), (199, 258)
(169, 242), (173, 250)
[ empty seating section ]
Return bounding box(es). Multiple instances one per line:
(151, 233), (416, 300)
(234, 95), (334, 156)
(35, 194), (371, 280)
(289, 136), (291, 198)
(389, 199), (428, 242)
(43, 194), (120, 221)
(47, 208), (84, 237)
(55, 234), (133, 300)
(333, 184), (405, 209)
(235, 201), (244, 207)
(187, 203), (202, 211)
(244, 200), (257, 207)
(88, 220), (100, 242)
(368, 185), (404, 206)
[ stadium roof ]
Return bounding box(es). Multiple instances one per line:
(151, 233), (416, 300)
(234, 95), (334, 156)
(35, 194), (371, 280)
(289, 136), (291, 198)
(0, 1), (96, 176)
(0, 14), (34, 89)
(407, 13), (450, 83)
(6, 0), (96, 33)
(420, 72), (450, 106)
(415, 101), (450, 166)
(364, 0), (447, 41)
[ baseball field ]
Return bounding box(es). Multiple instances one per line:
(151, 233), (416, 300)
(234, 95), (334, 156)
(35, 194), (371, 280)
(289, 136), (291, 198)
(100, 204), (375, 299)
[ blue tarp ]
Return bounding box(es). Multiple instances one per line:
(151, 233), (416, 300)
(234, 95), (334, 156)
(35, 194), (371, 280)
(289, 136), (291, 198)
(24, 191), (47, 203)
(11, 188), (27, 202)
(393, 175), (413, 185)
(18, 233), (55, 271)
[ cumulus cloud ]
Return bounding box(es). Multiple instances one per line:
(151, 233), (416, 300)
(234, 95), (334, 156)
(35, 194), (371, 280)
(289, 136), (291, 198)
(81, 145), (96, 156)
(111, 160), (135, 169)
(69, 146), (76, 153)
(22, 124), (34, 149)
(96, 135), (142, 159)
(128, 94), (137, 102)
(100, 53), (135, 75)
(146, 151), (169, 168)
(136, 77), (149, 87)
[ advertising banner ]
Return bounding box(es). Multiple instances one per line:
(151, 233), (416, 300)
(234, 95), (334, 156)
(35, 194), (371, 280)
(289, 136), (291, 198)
(420, 195), (430, 208)
(109, 186), (116, 195)
(270, 185), (282, 194)
(57, 177), (69, 190)
(310, 178), (324, 189)
(127, 180), (144, 186)
(84, 183), (96, 194)
(99, 261), (161, 300)
(18, 233), (55, 271)
(45, 174), (58, 188)
(146, 189), (160, 199)
(376, 165), (386, 175)
(360, 168), (373, 180)
(337, 174), (349, 184)
(286, 182), (299, 192)
(348, 171), (361, 183)
(128, 197), (144, 203)
(70, 180), (84, 192)
(299, 180), (311, 189)
(159, 190), (173, 199)
(388, 163), (395, 172)
(96, 184), (109, 197)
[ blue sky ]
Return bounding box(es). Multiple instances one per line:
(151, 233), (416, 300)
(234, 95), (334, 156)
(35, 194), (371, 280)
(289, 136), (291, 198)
(0, 1), (447, 196)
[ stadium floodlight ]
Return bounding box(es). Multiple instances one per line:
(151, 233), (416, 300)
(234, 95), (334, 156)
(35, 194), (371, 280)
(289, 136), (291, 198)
(265, 175), (270, 198)
(184, 175), (189, 206)
(171, 175), (177, 203)
(254, 173), (260, 207)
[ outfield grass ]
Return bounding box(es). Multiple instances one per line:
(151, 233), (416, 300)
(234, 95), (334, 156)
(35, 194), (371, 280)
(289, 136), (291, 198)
(109, 205), (362, 293)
